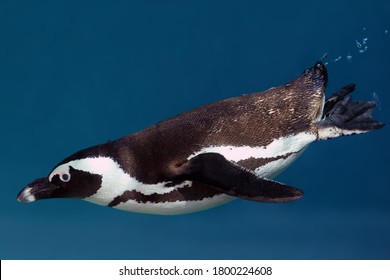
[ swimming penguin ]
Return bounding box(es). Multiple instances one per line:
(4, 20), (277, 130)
(17, 62), (384, 215)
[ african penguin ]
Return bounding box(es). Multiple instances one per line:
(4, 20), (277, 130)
(17, 62), (384, 215)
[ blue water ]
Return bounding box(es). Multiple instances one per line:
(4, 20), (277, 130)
(1, 0), (389, 259)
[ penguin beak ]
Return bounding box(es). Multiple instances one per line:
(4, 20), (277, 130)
(17, 177), (60, 202)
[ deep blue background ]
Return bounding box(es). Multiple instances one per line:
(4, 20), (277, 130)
(1, 0), (389, 259)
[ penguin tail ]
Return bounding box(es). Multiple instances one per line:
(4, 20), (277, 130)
(316, 84), (384, 140)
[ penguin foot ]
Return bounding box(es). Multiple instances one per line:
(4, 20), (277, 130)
(323, 83), (356, 118)
(317, 87), (384, 140)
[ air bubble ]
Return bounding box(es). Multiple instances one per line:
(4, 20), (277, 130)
(334, 56), (342, 62)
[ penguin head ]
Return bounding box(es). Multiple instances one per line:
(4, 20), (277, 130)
(17, 158), (103, 203)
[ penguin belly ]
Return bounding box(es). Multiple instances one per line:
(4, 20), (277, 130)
(107, 132), (316, 215)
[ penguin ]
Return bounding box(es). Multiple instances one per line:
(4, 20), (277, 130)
(17, 62), (384, 215)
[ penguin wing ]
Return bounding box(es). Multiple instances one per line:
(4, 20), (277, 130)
(176, 153), (303, 202)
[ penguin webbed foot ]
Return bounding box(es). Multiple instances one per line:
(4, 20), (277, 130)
(317, 86), (384, 140)
(323, 83), (356, 118)
(177, 153), (303, 203)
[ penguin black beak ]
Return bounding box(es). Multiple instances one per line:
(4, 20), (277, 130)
(17, 177), (60, 202)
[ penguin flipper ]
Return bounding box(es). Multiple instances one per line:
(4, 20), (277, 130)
(176, 153), (303, 203)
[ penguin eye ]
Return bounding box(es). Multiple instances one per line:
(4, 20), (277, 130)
(60, 173), (71, 182)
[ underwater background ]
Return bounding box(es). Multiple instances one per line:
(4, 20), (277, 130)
(1, 0), (389, 259)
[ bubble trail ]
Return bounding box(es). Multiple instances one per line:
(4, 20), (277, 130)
(373, 92), (382, 111)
